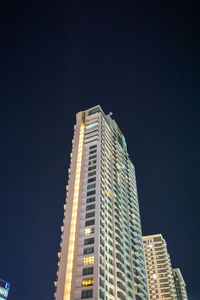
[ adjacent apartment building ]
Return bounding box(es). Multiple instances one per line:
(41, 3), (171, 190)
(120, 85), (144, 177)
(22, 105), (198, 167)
(142, 234), (177, 300)
(54, 106), (148, 300)
(0, 279), (10, 300)
(173, 269), (188, 300)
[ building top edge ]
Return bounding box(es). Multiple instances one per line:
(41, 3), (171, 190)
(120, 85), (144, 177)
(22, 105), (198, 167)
(142, 233), (164, 239)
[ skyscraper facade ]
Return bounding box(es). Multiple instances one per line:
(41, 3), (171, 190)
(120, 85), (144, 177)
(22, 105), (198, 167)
(172, 269), (188, 300)
(142, 234), (177, 300)
(55, 106), (148, 300)
(0, 279), (10, 300)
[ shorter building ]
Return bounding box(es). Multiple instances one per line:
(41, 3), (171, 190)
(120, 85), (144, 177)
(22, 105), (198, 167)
(142, 234), (176, 300)
(0, 279), (10, 300)
(173, 268), (188, 300)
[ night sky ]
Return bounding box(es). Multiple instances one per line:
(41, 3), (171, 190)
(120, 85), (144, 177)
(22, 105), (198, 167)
(1, 1), (200, 299)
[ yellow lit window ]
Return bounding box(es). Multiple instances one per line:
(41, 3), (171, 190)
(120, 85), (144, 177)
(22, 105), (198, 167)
(134, 284), (138, 292)
(83, 256), (94, 265)
(82, 278), (94, 287)
(100, 257), (104, 266)
(85, 228), (94, 236)
(107, 189), (113, 197)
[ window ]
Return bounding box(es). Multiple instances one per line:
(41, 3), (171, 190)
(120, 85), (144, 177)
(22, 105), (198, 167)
(83, 256), (94, 265)
(86, 204), (95, 211)
(89, 149), (97, 155)
(84, 238), (94, 245)
(87, 190), (96, 196)
(81, 289), (93, 299)
(86, 211), (95, 218)
(88, 165), (96, 171)
(85, 219), (95, 226)
(84, 247), (94, 255)
(88, 171), (96, 177)
(85, 228), (94, 235)
(109, 288), (114, 295)
(82, 278), (94, 287)
(89, 145), (97, 150)
(109, 277), (113, 285)
(86, 122), (98, 131)
(87, 197), (95, 203)
(82, 267), (94, 275)
(89, 160), (96, 166)
(87, 183), (96, 190)
(89, 155), (97, 160)
(88, 177), (96, 183)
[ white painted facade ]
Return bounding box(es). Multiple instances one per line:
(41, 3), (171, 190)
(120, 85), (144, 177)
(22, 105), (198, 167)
(55, 106), (148, 300)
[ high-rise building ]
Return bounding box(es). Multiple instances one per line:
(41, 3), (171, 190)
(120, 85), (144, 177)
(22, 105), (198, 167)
(142, 234), (177, 300)
(172, 269), (188, 300)
(55, 105), (148, 300)
(0, 279), (10, 300)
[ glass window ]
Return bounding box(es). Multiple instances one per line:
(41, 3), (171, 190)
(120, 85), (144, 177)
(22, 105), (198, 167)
(83, 256), (94, 265)
(85, 228), (95, 235)
(86, 204), (95, 211)
(87, 190), (96, 196)
(87, 183), (96, 190)
(88, 160), (96, 166)
(86, 211), (95, 218)
(89, 145), (97, 150)
(89, 149), (97, 155)
(86, 197), (95, 203)
(86, 122), (98, 131)
(84, 247), (94, 255)
(84, 238), (94, 245)
(88, 171), (96, 177)
(88, 165), (96, 171)
(82, 278), (93, 287)
(89, 155), (97, 160)
(85, 219), (95, 226)
(88, 177), (96, 184)
(82, 267), (94, 276)
(81, 289), (93, 298)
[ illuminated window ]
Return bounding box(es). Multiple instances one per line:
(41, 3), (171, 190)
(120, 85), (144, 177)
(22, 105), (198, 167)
(89, 160), (96, 166)
(83, 256), (94, 265)
(82, 278), (94, 287)
(100, 257), (104, 266)
(85, 228), (94, 235)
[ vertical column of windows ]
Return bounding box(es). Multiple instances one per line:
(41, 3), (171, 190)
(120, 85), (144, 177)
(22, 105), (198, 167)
(99, 120), (115, 300)
(80, 120), (98, 299)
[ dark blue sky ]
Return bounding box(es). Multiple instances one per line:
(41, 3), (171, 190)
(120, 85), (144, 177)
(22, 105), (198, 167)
(1, 1), (200, 299)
